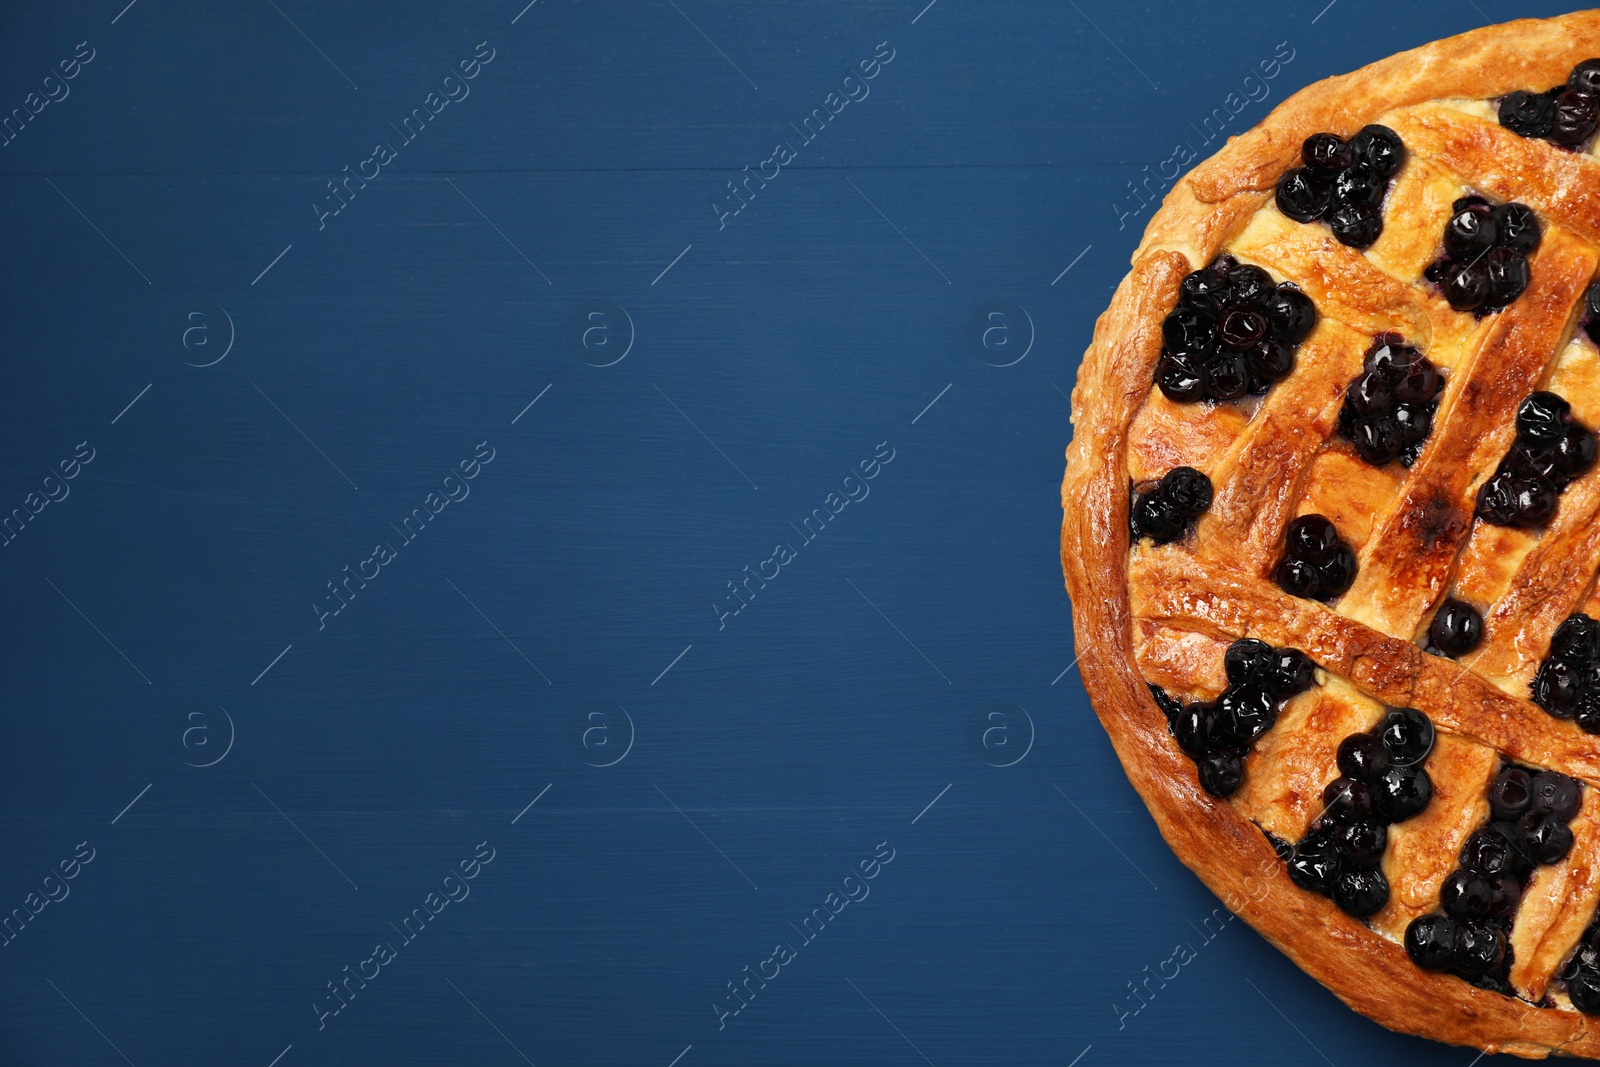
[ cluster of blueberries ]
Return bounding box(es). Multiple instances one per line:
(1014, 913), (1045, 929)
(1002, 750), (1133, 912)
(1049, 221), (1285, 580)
(1155, 255), (1318, 404)
(1405, 763), (1583, 991)
(1427, 597), (1485, 659)
(1286, 708), (1436, 918)
(1476, 391), (1597, 529)
(1531, 613), (1600, 732)
(1274, 125), (1406, 249)
(1423, 197), (1541, 316)
(1336, 334), (1445, 468)
(1273, 514), (1357, 602)
(1563, 911), (1600, 1014)
(1129, 466), (1213, 545)
(1498, 58), (1600, 149)
(1149, 638), (1317, 799)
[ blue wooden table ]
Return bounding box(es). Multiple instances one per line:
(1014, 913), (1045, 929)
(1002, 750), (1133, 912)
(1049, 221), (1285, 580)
(0, 1), (1583, 1063)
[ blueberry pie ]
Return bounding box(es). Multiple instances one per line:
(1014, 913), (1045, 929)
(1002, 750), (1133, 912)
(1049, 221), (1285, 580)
(1062, 13), (1600, 1058)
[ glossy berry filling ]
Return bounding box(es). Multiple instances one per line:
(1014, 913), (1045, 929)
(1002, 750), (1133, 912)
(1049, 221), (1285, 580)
(1155, 254), (1318, 404)
(1149, 638), (1318, 798)
(1476, 392), (1598, 529)
(1532, 612), (1600, 731)
(1562, 904), (1600, 1014)
(1274, 514), (1357, 602)
(1275, 125), (1405, 249)
(1405, 760), (1583, 989)
(1428, 597), (1485, 659)
(1424, 196), (1542, 317)
(1498, 58), (1600, 150)
(1289, 708), (1437, 918)
(1336, 334), (1444, 467)
(1129, 466), (1214, 545)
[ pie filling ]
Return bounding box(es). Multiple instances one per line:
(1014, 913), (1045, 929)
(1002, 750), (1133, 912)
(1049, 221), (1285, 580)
(1405, 763), (1581, 993)
(1155, 255), (1318, 404)
(1336, 333), (1444, 468)
(1274, 514), (1357, 602)
(1149, 637), (1317, 798)
(1425, 197), (1541, 316)
(1532, 613), (1600, 730)
(1287, 709), (1436, 918)
(1130, 466), (1213, 545)
(1498, 59), (1600, 150)
(1475, 392), (1597, 529)
(1274, 124), (1405, 248)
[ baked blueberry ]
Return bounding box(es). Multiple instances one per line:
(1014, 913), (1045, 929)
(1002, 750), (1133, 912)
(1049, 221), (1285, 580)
(1131, 491), (1185, 544)
(1443, 203), (1497, 258)
(1489, 767), (1533, 822)
(1323, 776), (1374, 823)
(1337, 733), (1392, 783)
(1207, 352), (1252, 401)
(1534, 657), (1583, 718)
(1218, 305), (1268, 350)
(1452, 920), (1506, 977)
(1286, 514), (1341, 563)
(1442, 260), (1492, 312)
(1276, 167), (1331, 223)
(1484, 246), (1530, 307)
(1332, 165), (1385, 209)
(1550, 89), (1600, 147)
(1486, 873), (1521, 920)
(1179, 269), (1228, 314)
(1288, 832), (1343, 894)
(1228, 265), (1274, 304)
(1335, 819), (1387, 868)
(1345, 373), (1393, 418)
(1570, 971), (1600, 1015)
(1461, 825), (1514, 876)
(1170, 703), (1218, 757)
(1577, 692), (1600, 735)
(1262, 285), (1317, 343)
(1218, 685), (1277, 745)
(1491, 201), (1542, 254)
(1517, 807), (1575, 865)
(1156, 353), (1207, 403)
(1405, 913), (1457, 970)
(1163, 308), (1216, 359)
(1373, 765), (1432, 823)
(1556, 423), (1599, 479)
(1351, 124), (1405, 178)
(1264, 647), (1316, 698)
(1317, 545), (1358, 598)
(1248, 338), (1295, 384)
(1160, 466), (1213, 516)
(1392, 359), (1440, 405)
(1377, 707), (1434, 766)
(1530, 770), (1582, 822)
(1429, 598), (1484, 657)
(1274, 556), (1322, 599)
(1198, 749), (1244, 797)
(1332, 866), (1389, 918)
(1571, 58), (1600, 96)
(1500, 90), (1558, 138)
(1329, 201), (1383, 248)
(1224, 638), (1274, 686)
(1552, 614), (1600, 662)
(1302, 132), (1352, 172)
(1517, 391), (1572, 445)
(1440, 869), (1493, 921)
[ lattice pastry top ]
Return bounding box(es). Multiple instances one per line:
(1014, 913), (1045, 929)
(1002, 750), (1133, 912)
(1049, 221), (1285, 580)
(1061, 10), (1600, 1059)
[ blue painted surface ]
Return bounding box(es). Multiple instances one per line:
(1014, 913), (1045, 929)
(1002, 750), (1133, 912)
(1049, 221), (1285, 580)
(0, 1), (1584, 1064)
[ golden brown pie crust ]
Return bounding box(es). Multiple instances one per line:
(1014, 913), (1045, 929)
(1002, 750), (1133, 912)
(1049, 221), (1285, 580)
(1061, 10), (1600, 1059)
